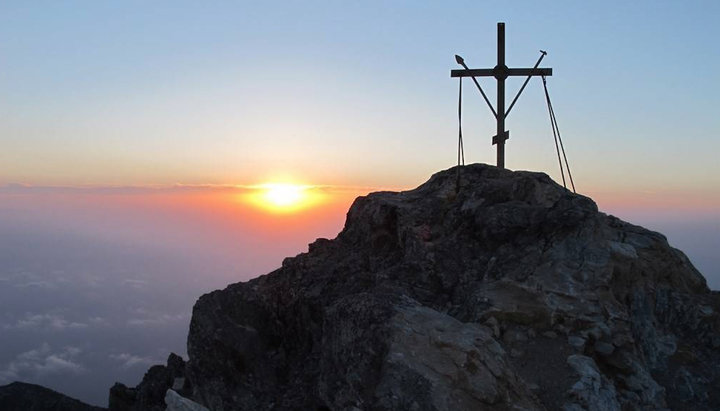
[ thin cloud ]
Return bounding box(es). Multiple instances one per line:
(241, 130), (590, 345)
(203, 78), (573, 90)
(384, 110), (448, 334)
(109, 353), (159, 369)
(0, 182), (396, 195)
(2, 271), (59, 290)
(14, 281), (56, 289)
(0, 343), (85, 384)
(126, 311), (189, 327)
(5, 313), (88, 331)
(122, 279), (148, 289)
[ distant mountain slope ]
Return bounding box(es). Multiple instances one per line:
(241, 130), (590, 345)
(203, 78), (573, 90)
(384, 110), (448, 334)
(0, 381), (105, 411)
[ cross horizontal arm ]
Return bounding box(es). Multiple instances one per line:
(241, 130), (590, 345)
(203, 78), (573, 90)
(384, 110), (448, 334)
(507, 68), (552, 76)
(451, 67), (552, 78)
(451, 68), (494, 77)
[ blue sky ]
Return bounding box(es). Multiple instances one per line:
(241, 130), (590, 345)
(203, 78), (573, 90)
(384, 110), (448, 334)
(1, 1), (718, 192)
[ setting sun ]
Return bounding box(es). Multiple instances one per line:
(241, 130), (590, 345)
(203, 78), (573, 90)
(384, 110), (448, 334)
(244, 183), (324, 213)
(264, 184), (304, 207)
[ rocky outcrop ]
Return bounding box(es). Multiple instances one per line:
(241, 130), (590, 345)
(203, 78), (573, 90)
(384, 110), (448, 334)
(109, 353), (189, 411)
(114, 164), (720, 410)
(0, 381), (106, 411)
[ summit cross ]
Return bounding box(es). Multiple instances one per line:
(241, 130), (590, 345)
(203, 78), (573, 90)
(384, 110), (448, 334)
(451, 22), (552, 169)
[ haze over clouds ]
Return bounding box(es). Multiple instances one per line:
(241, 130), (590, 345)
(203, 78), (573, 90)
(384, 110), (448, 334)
(0, 185), (364, 405)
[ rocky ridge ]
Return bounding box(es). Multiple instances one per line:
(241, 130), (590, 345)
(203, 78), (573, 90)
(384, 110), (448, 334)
(111, 163), (719, 410)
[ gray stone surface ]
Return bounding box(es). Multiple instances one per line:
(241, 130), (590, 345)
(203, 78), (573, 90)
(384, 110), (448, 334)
(164, 390), (208, 411)
(565, 355), (621, 411)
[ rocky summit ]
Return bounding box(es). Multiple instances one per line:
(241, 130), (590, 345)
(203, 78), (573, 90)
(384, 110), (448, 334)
(110, 163), (719, 411)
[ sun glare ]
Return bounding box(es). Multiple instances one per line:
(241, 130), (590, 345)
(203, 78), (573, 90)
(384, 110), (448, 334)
(265, 184), (303, 207)
(245, 183), (322, 213)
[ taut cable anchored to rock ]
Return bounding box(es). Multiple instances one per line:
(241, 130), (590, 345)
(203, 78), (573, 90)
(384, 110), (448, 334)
(542, 75), (575, 192)
(457, 77), (465, 168)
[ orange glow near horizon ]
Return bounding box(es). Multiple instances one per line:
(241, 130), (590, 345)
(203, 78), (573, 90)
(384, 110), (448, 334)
(243, 183), (327, 214)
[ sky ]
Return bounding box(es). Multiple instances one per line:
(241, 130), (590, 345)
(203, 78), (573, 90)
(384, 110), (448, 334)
(0, 0), (718, 406)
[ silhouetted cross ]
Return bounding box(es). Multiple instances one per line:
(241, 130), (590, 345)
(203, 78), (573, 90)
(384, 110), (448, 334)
(451, 22), (552, 169)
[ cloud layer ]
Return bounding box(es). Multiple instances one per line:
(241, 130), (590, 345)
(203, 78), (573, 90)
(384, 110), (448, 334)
(0, 343), (85, 384)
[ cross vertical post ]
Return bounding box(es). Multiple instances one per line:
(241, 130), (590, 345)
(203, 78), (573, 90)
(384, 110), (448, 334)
(496, 22), (506, 169)
(451, 22), (552, 169)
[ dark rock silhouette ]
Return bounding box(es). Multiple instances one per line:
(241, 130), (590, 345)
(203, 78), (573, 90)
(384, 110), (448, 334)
(109, 353), (189, 411)
(115, 164), (719, 410)
(0, 381), (105, 411)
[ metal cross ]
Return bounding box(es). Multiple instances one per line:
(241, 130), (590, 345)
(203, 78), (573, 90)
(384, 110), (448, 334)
(451, 22), (552, 169)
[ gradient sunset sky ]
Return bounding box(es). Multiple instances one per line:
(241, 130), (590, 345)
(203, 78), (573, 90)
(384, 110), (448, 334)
(1, 1), (718, 197)
(0, 3), (719, 404)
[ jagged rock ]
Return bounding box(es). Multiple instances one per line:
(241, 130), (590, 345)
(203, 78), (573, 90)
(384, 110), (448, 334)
(0, 381), (105, 411)
(109, 353), (189, 411)
(541, 330), (558, 339)
(127, 164), (720, 410)
(565, 355), (621, 411)
(568, 336), (586, 351)
(164, 390), (208, 411)
(593, 341), (614, 356)
(373, 305), (536, 410)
